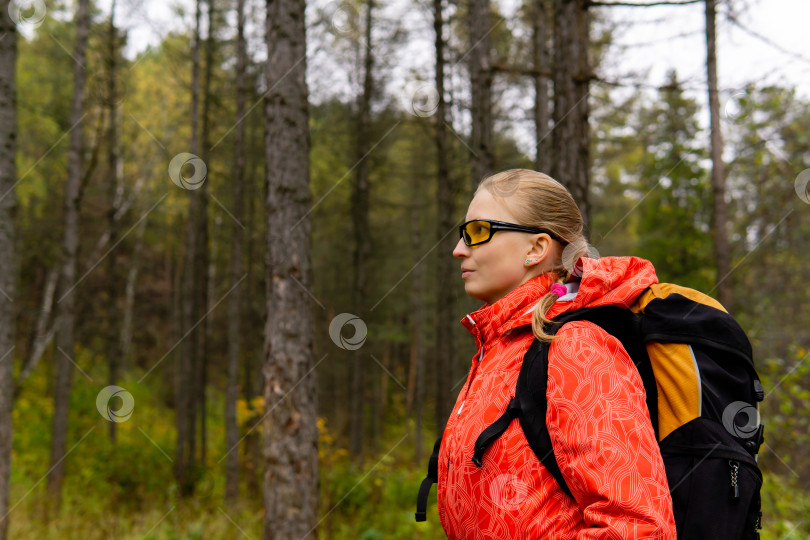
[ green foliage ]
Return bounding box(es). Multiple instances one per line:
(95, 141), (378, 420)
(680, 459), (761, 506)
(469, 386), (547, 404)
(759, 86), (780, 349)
(591, 71), (713, 291)
(8, 2), (810, 538)
(760, 472), (810, 537)
(11, 357), (809, 538)
(10, 361), (450, 538)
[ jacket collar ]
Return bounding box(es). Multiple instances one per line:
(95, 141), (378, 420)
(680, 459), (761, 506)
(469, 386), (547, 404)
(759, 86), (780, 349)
(459, 256), (659, 349)
(461, 273), (556, 348)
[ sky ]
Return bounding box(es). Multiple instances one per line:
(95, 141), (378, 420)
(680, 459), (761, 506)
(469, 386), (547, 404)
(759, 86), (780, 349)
(598, 0), (810, 99)
(82, 0), (810, 141)
(92, 0), (810, 98)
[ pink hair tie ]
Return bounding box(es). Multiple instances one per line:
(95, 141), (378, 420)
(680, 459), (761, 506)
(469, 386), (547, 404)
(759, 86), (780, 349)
(550, 283), (567, 298)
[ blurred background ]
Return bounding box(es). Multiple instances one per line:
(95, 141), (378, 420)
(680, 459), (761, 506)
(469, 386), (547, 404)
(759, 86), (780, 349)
(0, 0), (808, 538)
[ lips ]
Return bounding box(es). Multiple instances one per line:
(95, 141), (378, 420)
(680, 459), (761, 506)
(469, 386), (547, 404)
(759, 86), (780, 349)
(461, 267), (474, 278)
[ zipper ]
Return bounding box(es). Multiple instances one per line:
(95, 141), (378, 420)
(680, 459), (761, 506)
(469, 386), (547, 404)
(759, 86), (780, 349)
(457, 345), (484, 417)
(729, 460), (740, 499)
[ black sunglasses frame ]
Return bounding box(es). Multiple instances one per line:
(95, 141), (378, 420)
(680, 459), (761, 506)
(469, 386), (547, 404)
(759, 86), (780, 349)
(459, 219), (564, 247)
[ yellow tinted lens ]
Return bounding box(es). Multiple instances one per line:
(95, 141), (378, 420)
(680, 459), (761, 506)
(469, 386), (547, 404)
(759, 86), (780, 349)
(465, 220), (491, 245)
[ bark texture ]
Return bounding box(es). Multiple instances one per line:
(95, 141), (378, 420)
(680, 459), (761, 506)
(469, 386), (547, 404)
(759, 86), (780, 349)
(176, 0), (203, 495)
(533, 0), (551, 171)
(0, 4), (17, 538)
(48, 0), (90, 512)
(349, 0), (374, 458)
(468, 0), (494, 190)
(225, 0), (248, 504)
(434, 0), (456, 438)
(551, 0), (591, 231)
(105, 0), (121, 444)
(705, 0), (732, 309)
(263, 0), (318, 536)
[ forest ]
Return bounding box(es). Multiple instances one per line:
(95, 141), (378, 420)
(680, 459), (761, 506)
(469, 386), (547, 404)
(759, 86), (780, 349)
(0, 0), (809, 538)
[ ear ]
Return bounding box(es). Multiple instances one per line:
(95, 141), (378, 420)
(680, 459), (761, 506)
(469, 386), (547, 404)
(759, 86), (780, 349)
(524, 234), (556, 271)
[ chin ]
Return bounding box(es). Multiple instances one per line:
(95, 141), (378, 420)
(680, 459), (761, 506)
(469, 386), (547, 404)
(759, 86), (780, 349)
(464, 284), (491, 304)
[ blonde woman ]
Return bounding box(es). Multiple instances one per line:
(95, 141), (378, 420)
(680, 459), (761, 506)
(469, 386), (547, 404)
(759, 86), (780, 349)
(439, 169), (676, 538)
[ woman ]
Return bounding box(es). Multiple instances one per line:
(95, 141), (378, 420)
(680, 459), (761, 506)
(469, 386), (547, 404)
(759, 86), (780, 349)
(439, 169), (677, 538)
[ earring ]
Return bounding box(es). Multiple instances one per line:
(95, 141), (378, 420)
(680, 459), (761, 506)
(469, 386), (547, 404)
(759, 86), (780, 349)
(525, 258), (535, 265)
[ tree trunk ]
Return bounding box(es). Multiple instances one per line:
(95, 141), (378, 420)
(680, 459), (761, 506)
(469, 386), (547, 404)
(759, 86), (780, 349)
(225, 0), (247, 504)
(244, 112), (262, 501)
(349, 0), (374, 459)
(14, 268), (57, 396)
(434, 0), (456, 440)
(119, 217), (146, 371)
(533, 0), (551, 171)
(705, 0), (732, 309)
(0, 5), (17, 538)
(552, 0), (591, 231)
(469, 0), (494, 190)
(410, 168), (426, 462)
(105, 0), (121, 444)
(263, 0), (318, 536)
(244, 121), (261, 501)
(176, 0), (203, 496)
(197, 0), (216, 468)
(47, 0), (90, 513)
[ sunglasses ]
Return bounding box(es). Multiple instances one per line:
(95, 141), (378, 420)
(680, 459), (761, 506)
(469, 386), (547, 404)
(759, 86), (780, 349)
(459, 219), (564, 247)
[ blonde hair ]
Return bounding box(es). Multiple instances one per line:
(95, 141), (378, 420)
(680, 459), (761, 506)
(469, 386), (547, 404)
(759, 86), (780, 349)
(476, 169), (591, 342)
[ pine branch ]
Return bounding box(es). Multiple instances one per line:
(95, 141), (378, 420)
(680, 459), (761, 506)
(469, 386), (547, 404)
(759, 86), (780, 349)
(726, 14), (810, 67)
(589, 0), (701, 7)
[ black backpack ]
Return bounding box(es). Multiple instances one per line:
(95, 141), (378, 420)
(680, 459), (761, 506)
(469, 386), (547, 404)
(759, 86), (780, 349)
(416, 284), (765, 539)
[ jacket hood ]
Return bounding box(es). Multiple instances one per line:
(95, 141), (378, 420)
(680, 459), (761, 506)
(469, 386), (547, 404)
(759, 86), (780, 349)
(461, 256), (658, 346)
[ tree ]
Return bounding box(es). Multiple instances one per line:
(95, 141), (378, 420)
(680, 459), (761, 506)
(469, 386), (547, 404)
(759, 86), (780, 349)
(176, 0), (204, 496)
(0, 4), (17, 539)
(225, 0), (248, 504)
(47, 0), (91, 513)
(532, 0), (552, 170)
(704, 0), (732, 309)
(263, 0), (318, 536)
(469, 0), (495, 190)
(104, 0), (122, 444)
(551, 0), (591, 231)
(197, 0), (216, 468)
(633, 73), (712, 289)
(349, 0), (375, 458)
(433, 0), (457, 439)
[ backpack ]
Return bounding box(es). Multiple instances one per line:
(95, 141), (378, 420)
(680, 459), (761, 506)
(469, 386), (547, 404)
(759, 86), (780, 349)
(416, 283), (765, 539)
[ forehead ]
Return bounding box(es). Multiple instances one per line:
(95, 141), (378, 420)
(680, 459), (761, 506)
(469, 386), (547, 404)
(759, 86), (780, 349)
(466, 189), (517, 222)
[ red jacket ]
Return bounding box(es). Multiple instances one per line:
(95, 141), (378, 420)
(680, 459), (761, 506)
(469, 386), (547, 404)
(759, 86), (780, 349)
(438, 257), (677, 539)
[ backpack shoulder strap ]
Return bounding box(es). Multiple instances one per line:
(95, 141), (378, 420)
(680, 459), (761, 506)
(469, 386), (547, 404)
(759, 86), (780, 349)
(415, 436), (443, 522)
(470, 337), (575, 498)
(514, 336), (574, 498)
(472, 305), (656, 503)
(517, 306), (649, 497)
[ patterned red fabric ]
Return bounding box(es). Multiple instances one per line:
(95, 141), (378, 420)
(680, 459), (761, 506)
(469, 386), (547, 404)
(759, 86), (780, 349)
(438, 257), (677, 539)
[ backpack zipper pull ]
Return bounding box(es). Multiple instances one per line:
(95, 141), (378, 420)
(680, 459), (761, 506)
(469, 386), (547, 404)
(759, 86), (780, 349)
(729, 460), (740, 499)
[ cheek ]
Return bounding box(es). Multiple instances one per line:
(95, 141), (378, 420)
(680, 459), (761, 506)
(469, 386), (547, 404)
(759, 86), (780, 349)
(478, 250), (524, 287)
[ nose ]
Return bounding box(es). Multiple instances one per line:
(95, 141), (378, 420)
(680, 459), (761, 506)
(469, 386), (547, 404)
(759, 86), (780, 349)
(452, 237), (469, 259)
